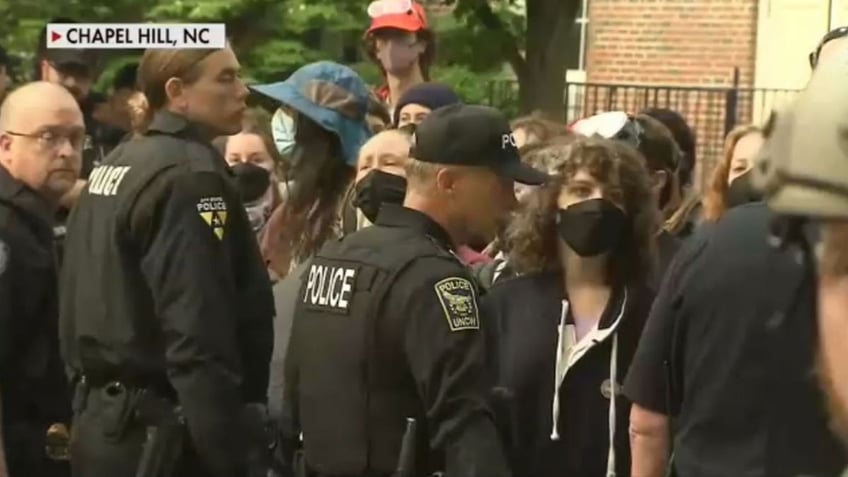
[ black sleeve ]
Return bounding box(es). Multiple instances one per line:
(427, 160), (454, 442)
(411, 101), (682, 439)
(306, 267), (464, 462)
(229, 198), (275, 405)
(623, 234), (705, 414)
(0, 237), (11, 375)
(395, 259), (511, 477)
(278, 263), (312, 457)
(134, 169), (249, 477)
(479, 287), (516, 457)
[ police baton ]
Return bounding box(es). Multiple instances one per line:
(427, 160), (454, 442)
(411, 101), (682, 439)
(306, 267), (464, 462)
(392, 418), (416, 477)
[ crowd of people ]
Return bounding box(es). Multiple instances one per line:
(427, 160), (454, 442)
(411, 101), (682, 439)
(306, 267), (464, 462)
(3, 1), (848, 477)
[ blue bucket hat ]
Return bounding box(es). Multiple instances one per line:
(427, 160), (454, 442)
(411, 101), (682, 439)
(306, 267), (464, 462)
(250, 61), (373, 165)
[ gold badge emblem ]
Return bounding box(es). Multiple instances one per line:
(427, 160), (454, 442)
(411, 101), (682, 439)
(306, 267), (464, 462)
(196, 196), (228, 240)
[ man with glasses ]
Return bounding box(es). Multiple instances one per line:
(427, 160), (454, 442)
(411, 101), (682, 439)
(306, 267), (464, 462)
(36, 18), (120, 262)
(0, 81), (83, 477)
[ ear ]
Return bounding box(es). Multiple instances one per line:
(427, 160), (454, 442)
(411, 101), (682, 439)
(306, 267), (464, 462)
(164, 77), (185, 109)
(434, 167), (458, 195)
(39, 59), (51, 81)
(651, 170), (668, 194)
(0, 134), (13, 168)
(0, 133), (12, 152)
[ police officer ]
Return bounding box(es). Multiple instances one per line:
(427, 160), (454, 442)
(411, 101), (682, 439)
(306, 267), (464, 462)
(755, 30), (848, 476)
(59, 47), (274, 477)
(280, 104), (548, 477)
(36, 18), (122, 264)
(0, 82), (80, 476)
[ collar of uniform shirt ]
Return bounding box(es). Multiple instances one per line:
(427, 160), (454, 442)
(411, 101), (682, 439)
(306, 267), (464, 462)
(0, 164), (56, 231)
(147, 110), (219, 142)
(375, 203), (456, 251)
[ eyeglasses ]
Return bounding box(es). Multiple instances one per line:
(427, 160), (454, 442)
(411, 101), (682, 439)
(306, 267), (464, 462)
(570, 111), (645, 148)
(5, 128), (86, 151)
(809, 26), (848, 68)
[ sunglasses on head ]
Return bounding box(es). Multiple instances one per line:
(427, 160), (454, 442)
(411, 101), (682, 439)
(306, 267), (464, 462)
(570, 111), (645, 149)
(368, 0), (414, 18)
(809, 26), (848, 68)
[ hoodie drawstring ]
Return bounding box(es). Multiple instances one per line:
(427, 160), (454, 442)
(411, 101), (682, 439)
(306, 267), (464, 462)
(606, 332), (619, 477)
(549, 290), (627, 477)
(550, 301), (569, 440)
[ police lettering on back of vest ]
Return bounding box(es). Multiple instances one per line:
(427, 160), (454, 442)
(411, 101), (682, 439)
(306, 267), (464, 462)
(303, 262), (358, 314)
(87, 165), (131, 196)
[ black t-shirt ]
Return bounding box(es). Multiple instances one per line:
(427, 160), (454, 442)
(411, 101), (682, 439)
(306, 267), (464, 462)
(624, 203), (846, 477)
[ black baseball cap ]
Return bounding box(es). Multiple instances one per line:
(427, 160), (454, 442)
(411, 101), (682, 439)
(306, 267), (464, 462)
(44, 49), (92, 69)
(39, 18), (94, 72)
(409, 104), (549, 185)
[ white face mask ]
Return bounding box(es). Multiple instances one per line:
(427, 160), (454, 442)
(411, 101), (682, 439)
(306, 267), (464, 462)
(271, 108), (296, 158)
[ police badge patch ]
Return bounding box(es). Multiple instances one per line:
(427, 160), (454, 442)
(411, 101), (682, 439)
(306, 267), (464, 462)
(434, 277), (480, 331)
(196, 196), (228, 240)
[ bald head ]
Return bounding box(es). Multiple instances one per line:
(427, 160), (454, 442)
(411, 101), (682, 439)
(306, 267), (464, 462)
(0, 81), (84, 202)
(0, 81), (80, 130)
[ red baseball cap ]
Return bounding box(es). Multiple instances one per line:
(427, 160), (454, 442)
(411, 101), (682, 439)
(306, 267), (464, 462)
(366, 0), (428, 35)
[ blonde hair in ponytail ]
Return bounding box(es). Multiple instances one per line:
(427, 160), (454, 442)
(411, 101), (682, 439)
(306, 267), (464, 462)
(127, 91), (151, 136)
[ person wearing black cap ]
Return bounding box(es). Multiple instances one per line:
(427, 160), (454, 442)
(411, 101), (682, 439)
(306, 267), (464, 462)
(393, 82), (460, 128)
(36, 18), (117, 263)
(279, 104), (546, 477)
(99, 62), (140, 145)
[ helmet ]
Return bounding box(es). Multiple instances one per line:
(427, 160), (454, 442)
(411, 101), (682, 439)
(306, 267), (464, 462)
(753, 55), (848, 218)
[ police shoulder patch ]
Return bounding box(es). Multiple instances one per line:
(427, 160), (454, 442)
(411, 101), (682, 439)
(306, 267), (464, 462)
(196, 196), (228, 240)
(434, 277), (479, 332)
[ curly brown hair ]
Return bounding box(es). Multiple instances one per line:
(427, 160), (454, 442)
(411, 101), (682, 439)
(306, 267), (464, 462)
(702, 124), (762, 222)
(506, 137), (659, 285)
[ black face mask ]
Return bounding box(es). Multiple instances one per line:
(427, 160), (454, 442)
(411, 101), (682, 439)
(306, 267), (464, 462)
(231, 162), (272, 202)
(231, 162), (274, 232)
(556, 198), (628, 257)
(726, 170), (762, 209)
(352, 170), (407, 223)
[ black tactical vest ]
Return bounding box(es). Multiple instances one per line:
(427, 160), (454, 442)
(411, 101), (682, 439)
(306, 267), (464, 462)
(290, 225), (454, 476)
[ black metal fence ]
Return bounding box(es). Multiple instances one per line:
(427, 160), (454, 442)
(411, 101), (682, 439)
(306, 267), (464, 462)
(485, 77), (800, 191)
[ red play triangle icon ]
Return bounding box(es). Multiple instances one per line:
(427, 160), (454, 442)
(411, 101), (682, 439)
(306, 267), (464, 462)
(51, 31), (61, 42)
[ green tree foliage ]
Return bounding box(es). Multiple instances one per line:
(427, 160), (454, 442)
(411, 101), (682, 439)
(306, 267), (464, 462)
(0, 0), (563, 117)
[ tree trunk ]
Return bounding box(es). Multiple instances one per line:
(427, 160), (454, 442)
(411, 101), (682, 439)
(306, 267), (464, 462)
(518, 0), (580, 119)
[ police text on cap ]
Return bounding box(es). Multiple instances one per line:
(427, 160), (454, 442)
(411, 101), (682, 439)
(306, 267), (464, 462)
(502, 133), (518, 149)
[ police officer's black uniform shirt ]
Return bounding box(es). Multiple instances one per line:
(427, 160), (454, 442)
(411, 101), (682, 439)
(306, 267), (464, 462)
(284, 204), (510, 477)
(623, 203), (846, 477)
(60, 110), (275, 476)
(0, 165), (70, 463)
